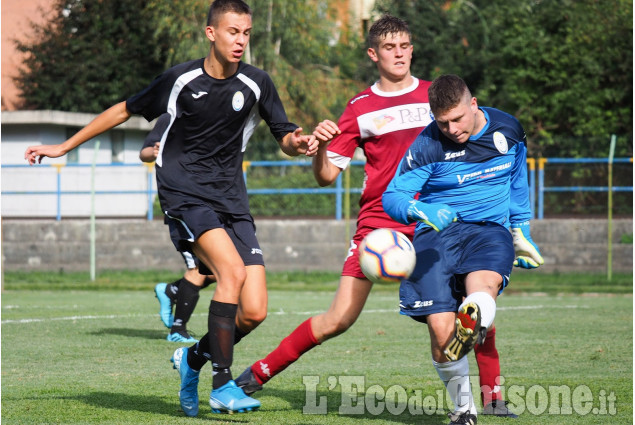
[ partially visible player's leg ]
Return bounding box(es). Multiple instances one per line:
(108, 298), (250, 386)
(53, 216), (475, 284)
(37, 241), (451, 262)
(474, 325), (500, 406)
(155, 279), (178, 328)
(236, 228), (373, 394)
(427, 312), (478, 422)
(312, 275), (373, 341)
(475, 326), (518, 417)
(238, 275), (372, 393)
(168, 268), (206, 343)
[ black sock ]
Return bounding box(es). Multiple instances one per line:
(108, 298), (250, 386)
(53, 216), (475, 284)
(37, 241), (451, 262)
(208, 300), (237, 389)
(165, 278), (182, 302)
(188, 338), (211, 371)
(234, 326), (250, 345)
(202, 276), (216, 289)
(170, 279), (200, 334)
(186, 325), (249, 372)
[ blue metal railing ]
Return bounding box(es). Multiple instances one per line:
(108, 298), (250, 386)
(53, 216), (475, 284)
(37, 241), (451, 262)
(2, 163), (156, 221)
(536, 158), (633, 219)
(2, 158), (632, 220)
(242, 160), (364, 220)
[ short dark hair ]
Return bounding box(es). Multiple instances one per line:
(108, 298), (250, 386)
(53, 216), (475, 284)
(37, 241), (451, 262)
(367, 14), (411, 49)
(428, 74), (471, 115)
(207, 0), (252, 27)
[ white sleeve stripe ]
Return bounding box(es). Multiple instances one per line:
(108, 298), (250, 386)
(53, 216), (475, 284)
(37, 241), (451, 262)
(327, 150), (351, 170)
(156, 68), (204, 167)
(237, 73), (261, 101)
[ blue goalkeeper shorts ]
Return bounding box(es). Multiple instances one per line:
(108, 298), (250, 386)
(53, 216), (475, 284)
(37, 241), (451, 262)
(400, 221), (514, 321)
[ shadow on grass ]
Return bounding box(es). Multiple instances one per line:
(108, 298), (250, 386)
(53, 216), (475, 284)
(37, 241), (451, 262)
(89, 327), (167, 340)
(73, 391), (251, 422)
(65, 388), (449, 424)
(259, 387), (449, 424)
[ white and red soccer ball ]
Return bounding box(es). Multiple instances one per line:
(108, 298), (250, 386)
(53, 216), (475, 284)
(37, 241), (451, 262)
(359, 228), (416, 284)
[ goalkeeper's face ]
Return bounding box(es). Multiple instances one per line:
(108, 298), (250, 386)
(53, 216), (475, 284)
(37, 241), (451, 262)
(433, 96), (480, 144)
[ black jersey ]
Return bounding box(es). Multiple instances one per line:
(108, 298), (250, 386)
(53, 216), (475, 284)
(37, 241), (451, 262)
(126, 59), (298, 214)
(142, 113), (170, 149)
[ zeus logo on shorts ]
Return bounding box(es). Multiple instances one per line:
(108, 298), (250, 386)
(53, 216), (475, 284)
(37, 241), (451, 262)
(251, 248), (263, 256)
(413, 300), (434, 308)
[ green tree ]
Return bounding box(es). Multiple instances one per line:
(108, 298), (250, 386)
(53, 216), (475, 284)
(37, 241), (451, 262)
(145, 0), (209, 67)
(243, 0), (367, 159)
(373, 0), (633, 157)
(14, 0), (167, 113)
(478, 0), (633, 157)
(15, 0), (365, 160)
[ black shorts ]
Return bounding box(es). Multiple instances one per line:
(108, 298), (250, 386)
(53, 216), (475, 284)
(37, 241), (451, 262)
(165, 205), (264, 275)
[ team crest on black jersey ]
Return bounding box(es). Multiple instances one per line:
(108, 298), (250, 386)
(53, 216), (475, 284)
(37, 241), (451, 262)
(232, 91), (245, 111)
(494, 131), (508, 154)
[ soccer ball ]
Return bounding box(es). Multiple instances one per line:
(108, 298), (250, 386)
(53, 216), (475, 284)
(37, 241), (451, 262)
(358, 228), (416, 284)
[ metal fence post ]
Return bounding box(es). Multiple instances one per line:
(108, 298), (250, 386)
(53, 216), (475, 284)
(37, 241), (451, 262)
(144, 163), (154, 221)
(335, 173), (342, 220)
(538, 158), (547, 219)
(527, 158), (536, 219)
(53, 164), (64, 221)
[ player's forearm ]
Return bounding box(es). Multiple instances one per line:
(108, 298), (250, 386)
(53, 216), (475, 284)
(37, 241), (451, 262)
(382, 186), (413, 225)
(65, 102), (132, 153)
(312, 147), (340, 186)
(278, 132), (303, 157)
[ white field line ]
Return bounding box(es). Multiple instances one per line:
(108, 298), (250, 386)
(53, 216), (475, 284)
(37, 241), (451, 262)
(1, 304), (586, 325)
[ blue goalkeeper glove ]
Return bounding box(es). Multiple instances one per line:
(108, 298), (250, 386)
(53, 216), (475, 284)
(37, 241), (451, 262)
(407, 200), (457, 232)
(511, 222), (544, 268)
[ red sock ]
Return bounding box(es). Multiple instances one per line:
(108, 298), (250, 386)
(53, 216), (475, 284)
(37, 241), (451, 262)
(474, 325), (501, 406)
(251, 318), (320, 385)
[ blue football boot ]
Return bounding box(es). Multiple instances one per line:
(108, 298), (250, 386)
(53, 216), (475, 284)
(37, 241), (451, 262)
(154, 282), (174, 328)
(171, 347), (200, 417)
(209, 380), (260, 414)
(167, 331), (199, 343)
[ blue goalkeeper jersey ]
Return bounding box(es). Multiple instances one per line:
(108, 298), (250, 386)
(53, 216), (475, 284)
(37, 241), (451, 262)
(383, 107), (531, 231)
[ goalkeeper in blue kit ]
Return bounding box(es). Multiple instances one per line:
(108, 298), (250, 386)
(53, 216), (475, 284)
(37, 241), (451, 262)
(382, 74), (543, 425)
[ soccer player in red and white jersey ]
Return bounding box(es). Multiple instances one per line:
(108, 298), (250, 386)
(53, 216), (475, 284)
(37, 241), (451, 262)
(236, 14), (516, 419)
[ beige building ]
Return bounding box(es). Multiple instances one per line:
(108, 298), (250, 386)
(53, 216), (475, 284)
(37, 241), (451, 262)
(1, 0), (54, 110)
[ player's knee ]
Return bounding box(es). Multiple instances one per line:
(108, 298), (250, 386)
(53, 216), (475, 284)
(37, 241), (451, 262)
(323, 316), (355, 338)
(220, 265), (247, 287)
(243, 310), (267, 328)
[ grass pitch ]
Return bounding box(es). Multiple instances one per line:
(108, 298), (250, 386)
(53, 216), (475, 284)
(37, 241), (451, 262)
(1, 272), (632, 424)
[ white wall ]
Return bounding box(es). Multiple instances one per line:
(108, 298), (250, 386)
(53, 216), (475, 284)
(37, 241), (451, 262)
(1, 110), (156, 218)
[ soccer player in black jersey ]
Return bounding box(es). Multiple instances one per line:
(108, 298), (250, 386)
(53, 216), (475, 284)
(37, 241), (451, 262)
(25, 0), (318, 416)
